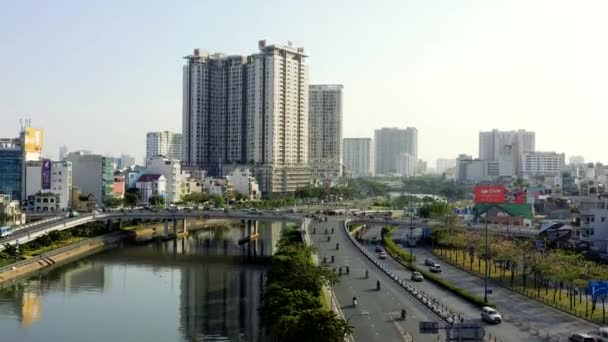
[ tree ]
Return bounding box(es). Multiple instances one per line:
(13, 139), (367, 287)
(104, 197), (122, 208)
(182, 192), (208, 204)
(149, 195), (165, 206)
(210, 195), (225, 208)
(124, 192), (138, 207)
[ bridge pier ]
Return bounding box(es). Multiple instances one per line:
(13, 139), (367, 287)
(163, 220), (169, 238)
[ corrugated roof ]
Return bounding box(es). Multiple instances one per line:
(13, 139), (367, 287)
(137, 174), (163, 182)
(475, 203), (534, 220)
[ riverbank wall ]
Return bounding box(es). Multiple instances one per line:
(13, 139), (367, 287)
(0, 231), (127, 285)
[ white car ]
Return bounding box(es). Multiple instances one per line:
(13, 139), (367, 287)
(429, 264), (442, 273)
(481, 306), (502, 324)
(378, 252), (387, 259)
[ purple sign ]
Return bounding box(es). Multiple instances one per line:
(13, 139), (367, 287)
(42, 159), (51, 190)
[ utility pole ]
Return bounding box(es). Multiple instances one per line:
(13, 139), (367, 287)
(484, 213), (489, 304)
(409, 194), (414, 258)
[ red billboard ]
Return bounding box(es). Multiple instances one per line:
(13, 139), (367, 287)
(474, 185), (506, 204)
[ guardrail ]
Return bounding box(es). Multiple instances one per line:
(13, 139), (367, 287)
(343, 219), (461, 324)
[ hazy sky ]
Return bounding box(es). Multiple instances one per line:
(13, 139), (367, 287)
(2, 0), (607, 166)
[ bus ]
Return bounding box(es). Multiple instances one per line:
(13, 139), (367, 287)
(0, 226), (14, 238)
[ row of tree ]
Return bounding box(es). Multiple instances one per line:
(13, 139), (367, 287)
(261, 226), (352, 341)
(433, 227), (608, 320)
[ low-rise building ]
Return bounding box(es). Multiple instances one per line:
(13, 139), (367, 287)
(474, 203), (534, 227)
(0, 194), (25, 226)
(225, 168), (261, 200)
(136, 157), (181, 204)
(27, 193), (61, 212)
(578, 196), (608, 252)
(135, 174), (167, 204)
(70, 186), (97, 212)
(202, 177), (232, 197)
(179, 171), (202, 199)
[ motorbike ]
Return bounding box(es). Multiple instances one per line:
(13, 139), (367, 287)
(376, 281), (381, 291)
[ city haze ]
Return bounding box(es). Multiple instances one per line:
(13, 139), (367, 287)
(2, 0), (608, 163)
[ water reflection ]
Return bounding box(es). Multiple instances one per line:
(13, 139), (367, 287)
(0, 221), (283, 342)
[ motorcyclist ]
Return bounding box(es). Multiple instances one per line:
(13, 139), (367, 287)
(346, 266), (350, 274)
(365, 270), (369, 278)
(376, 280), (381, 290)
(352, 296), (358, 307)
(336, 243), (340, 250)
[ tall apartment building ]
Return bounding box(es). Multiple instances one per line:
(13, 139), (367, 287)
(396, 153), (416, 178)
(374, 127), (418, 176)
(479, 129), (535, 176)
(66, 152), (114, 206)
(59, 145), (68, 161)
(519, 152), (565, 178)
(343, 138), (374, 178)
(308, 84), (343, 183)
(146, 131), (182, 164)
(435, 158), (456, 175)
(182, 41), (310, 194)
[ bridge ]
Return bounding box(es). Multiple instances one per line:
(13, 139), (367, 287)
(0, 210), (302, 252)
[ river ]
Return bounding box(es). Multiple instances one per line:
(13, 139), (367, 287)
(0, 221), (285, 342)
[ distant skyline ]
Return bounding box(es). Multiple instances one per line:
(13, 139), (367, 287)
(2, 0), (608, 164)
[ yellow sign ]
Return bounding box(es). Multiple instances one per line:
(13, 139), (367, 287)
(24, 127), (43, 153)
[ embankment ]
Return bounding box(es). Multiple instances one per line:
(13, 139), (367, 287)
(0, 231), (127, 285)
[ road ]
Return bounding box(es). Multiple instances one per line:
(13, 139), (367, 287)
(386, 225), (601, 341)
(310, 217), (449, 342)
(360, 225), (539, 342)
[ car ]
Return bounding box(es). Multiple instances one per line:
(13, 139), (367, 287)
(411, 271), (424, 282)
(378, 252), (387, 259)
(429, 264), (442, 273)
(375, 245), (383, 252)
(424, 258), (436, 266)
(568, 333), (597, 342)
(481, 306), (502, 324)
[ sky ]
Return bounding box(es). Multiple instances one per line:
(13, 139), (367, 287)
(2, 0), (608, 166)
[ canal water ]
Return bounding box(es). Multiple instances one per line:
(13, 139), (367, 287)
(0, 221), (284, 342)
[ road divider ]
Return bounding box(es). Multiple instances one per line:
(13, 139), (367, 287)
(343, 219), (459, 324)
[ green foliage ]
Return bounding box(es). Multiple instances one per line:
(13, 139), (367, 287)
(262, 226), (351, 341)
(123, 190), (139, 207)
(209, 195), (225, 208)
(182, 192), (208, 204)
(149, 195), (165, 206)
(104, 196), (122, 208)
(383, 233), (415, 263)
(419, 200), (452, 220)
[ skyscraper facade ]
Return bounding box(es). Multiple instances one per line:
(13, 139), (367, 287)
(374, 127), (418, 176)
(343, 138), (374, 178)
(479, 129), (535, 177)
(0, 138), (23, 202)
(146, 131), (182, 164)
(308, 84), (343, 183)
(182, 41), (310, 194)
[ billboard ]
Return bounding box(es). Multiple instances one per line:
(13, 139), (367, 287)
(42, 159), (51, 190)
(474, 185), (506, 204)
(24, 128), (43, 153)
